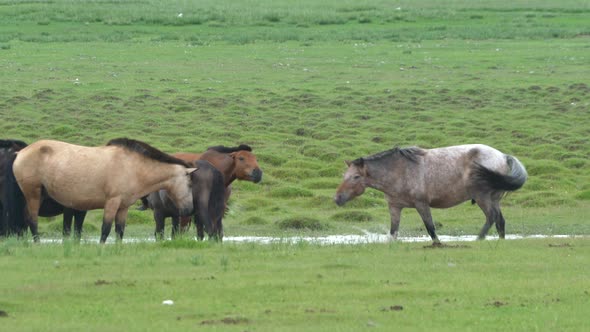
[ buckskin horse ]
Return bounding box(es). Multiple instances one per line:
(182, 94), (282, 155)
(12, 138), (196, 243)
(1, 139), (87, 238)
(335, 144), (527, 243)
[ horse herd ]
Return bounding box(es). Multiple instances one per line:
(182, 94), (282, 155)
(0, 138), (527, 244)
(0, 138), (262, 243)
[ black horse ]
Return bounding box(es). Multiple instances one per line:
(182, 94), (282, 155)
(146, 160), (225, 241)
(0, 139), (87, 238)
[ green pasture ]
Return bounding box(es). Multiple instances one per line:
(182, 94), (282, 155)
(1, 238), (589, 331)
(0, 0), (589, 329)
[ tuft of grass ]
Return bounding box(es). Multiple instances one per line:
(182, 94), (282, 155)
(575, 190), (590, 200)
(270, 186), (313, 198)
(331, 210), (373, 222)
(277, 216), (327, 230)
(241, 216), (269, 225)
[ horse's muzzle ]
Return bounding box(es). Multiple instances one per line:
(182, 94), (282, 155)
(334, 193), (348, 206)
(250, 169), (263, 183)
(178, 207), (194, 217)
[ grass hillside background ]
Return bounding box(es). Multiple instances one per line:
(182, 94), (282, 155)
(0, 0), (588, 239)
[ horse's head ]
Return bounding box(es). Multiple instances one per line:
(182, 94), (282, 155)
(334, 159), (368, 206)
(167, 166), (198, 216)
(231, 150), (262, 183)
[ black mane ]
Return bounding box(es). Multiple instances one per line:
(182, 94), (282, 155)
(0, 139), (27, 150)
(207, 144), (252, 153)
(352, 146), (424, 166)
(106, 138), (190, 167)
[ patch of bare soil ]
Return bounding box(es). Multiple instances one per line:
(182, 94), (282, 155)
(423, 243), (470, 249)
(200, 317), (249, 325)
(548, 243), (571, 248)
(488, 301), (507, 307)
(94, 279), (110, 286)
(381, 305), (403, 312)
(305, 308), (336, 313)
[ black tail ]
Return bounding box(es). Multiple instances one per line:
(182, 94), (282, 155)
(472, 155), (528, 193)
(1, 149), (27, 236)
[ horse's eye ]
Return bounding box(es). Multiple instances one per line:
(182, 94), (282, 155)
(239, 157), (245, 161)
(353, 175), (361, 180)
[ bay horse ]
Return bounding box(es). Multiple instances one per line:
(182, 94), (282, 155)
(334, 144), (527, 243)
(172, 144), (263, 238)
(146, 160), (225, 241)
(1, 139), (87, 238)
(12, 138), (196, 243)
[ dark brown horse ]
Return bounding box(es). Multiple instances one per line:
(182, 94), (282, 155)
(1, 139), (87, 238)
(13, 138), (196, 242)
(173, 144), (263, 237)
(335, 144), (527, 243)
(146, 160), (225, 241)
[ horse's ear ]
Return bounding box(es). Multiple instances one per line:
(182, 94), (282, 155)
(344, 160), (351, 167)
(186, 167), (198, 175)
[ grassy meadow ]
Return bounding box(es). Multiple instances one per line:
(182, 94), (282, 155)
(0, 0), (589, 330)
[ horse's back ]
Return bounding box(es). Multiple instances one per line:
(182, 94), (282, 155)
(173, 152), (201, 166)
(13, 140), (115, 210)
(425, 144), (506, 170)
(412, 144), (508, 208)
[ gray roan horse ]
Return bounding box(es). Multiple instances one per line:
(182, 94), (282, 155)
(12, 138), (196, 243)
(334, 144), (527, 243)
(146, 160), (225, 241)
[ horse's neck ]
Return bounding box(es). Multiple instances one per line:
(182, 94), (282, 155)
(364, 160), (395, 192)
(137, 162), (184, 196)
(224, 164), (237, 187)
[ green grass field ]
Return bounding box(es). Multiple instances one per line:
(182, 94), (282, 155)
(1, 0), (589, 330)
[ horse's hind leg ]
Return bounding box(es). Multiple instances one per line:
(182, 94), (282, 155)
(495, 208), (506, 239)
(476, 198), (503, 240)
(415, 202), (440, 244)
(22, 186), (42, 242)
(195, 214), (204, 241)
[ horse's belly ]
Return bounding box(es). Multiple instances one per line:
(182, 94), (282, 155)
(428, 192), (471, 209)
(46, 190), (105, 211)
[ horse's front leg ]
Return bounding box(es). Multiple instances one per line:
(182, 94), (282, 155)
(153, 210), (166, 241)
(415, 202), (440, 244)
(73, 210), (87, 239)
(179, 216), (191, 233)
(63, 208), (73, 238)
(387, 202), (402, 240)
(100, 198), (121, 243)
(195, 214), (204, 241)
(114, 207), (129, 242)
(171, 216), (180, 239)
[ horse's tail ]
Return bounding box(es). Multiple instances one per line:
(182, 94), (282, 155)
(208, 166), (226, 240)
(472, 154), (527, 193)
(1, 150), (27, 236)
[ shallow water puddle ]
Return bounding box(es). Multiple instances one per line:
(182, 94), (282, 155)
(40, 233), (581, 245)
